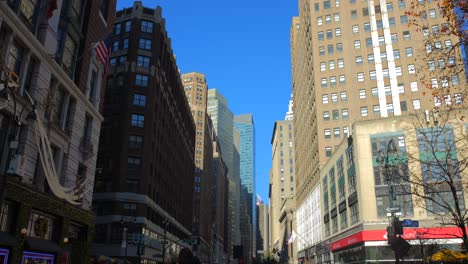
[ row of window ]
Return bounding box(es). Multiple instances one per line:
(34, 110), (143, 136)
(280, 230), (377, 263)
(114, 20), (153, 34)
(324, 127), (350, 139)
(314, 0), (408, 11)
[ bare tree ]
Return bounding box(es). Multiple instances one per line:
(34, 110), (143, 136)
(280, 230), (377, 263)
(404, 0), (467, 107)
(391, 111), (468, 252)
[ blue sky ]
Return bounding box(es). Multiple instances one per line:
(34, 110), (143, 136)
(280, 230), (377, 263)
(116, 0), (298, 205)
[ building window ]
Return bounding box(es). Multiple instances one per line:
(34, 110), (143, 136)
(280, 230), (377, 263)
(455, 93), (462, 105)
(391, 33), (398, 42)
(7, 43), (23, 74)
(119, 56), (127, 64)
(412, 99), (421, 109)
(125, 20), (131, 32)
(452, 75), (459, 85)
(359, 89), (366, 99)
(362, 7), (369, 16)
(327, 30), (333, 39)
(339, 75), (345, 84)
(128, 135), (143, 149)
(123, 39), (129, 49)
(398, 0), (406, 8)
(131, 114), (144, 128)
(360, 106), (368, 117)
(324, 129), (331, 139)
(320, 62), (327, 72)
(127, 156), (142, 168)
(315, 3), (320, 11)
(324, 0), (331, 9)
(334, 13), (340, 21)
(364, 22), (371, 31)
(334, 128), (341, 138)
(355, 56), (363, 65)
(323, 111), (330, 121)
(343, 126), (349, 137)
(405, 47), (413, 57)
(394, 49), (400, 59)
(321, 78), (328, 88)
(332, 93), (338, 103)
(137, 56), (150, 68)
(325, 15), (331, 23)
(354, 40), (361, 49)
(336, 43), (343, 52)
(373, 105), (380, 114)
(337, 58), (344, 68)
(114, 23), (121, 34)
(403, 31), (411, 40)
(445, 39), (452, 49)
(335, 28), (342, 37)
(351, 10), (357, 19)
(387, 2), (393, 11)
(319, 46), (325, 55)
(352, 25), (359, 34)
(333, 110), (339, 120)
(141, 20), (153, 33)
(389, 17), (396, 27)
(410, 82), (418, 92)
(323, 94), (329, 104)
(326, 146), (332, 157)
(27, 211), (55, 240)
(61, 35), (77, 75)
(408, 64), (415, 74)
(342, 108), (349, 120)
(330, 76), (337, 86)
(135, 74), (149, 87)
(370, 70), (376, 80)
(341, 91), (347, 101)
(357, 72), (364, 82)
(318, 31), (324, 40)
(317, 16), (323, 25)
(371, 87), (378, 96)
(138, 38), (152, 50)
(400, 15), (408, 24)
(133, 94), (146, 107)
(329, 60), (335, 70)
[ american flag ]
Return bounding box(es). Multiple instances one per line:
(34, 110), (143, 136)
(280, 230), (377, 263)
(93, 34), (112, 79)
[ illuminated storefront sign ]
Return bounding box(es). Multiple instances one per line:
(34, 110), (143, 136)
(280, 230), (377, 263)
(22, 251), (54, 264)
(0, 248), (8, 264)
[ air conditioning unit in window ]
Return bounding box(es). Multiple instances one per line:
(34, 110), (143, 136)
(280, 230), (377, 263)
(7, 154), (25, 177)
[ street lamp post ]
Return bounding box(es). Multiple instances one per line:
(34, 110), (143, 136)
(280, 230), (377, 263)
(376, 139), (401, 264)
(161, 219), (169, 263)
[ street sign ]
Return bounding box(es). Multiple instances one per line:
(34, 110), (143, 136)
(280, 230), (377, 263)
(402, 219), (419, 227)
(385, 207), (401, 213)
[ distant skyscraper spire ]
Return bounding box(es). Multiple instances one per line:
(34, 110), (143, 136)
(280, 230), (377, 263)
(285, 94), (294, 120)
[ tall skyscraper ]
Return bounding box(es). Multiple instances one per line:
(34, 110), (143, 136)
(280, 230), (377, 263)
(207, 88), (241, 261)
(292, 0), (465, 207)
(292, 0), (466, 261)
(234, 114), (256, 259)
(93, 3), (195, 263)
(258, 202), (270, 256)
(269, 115), (296, 263)
(0, 0), (115, 262)
(181, 72), (215, 261)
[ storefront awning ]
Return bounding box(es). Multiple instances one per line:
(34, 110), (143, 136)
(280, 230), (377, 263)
(0, 232), (17, 246)
(26, 238), (59, 253)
